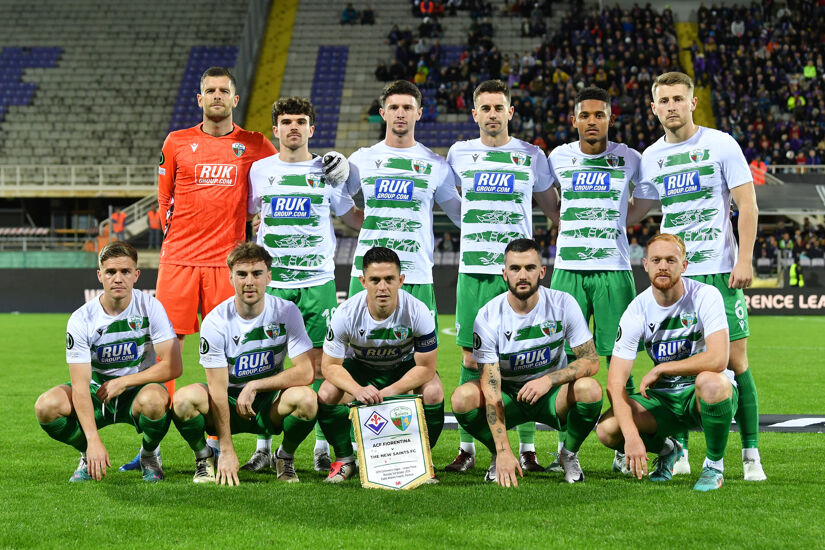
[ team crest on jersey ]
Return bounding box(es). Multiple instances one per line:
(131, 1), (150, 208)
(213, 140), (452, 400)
(412, 160), (430, 174)
(306, 174), (322, 188)
(232, 142), (246, 157)
(127, 316), (143, 331)
(264, 323), (281, 339)
(689, 149), (705, 163)
(605, 154), (619, 168)
(364, 410), (388, 435)
(393, 326), (410, 341)
(510, 152), (528, 166)
(391, 406), (413, 431)
(680, 312), (697, 329)
(540, 321), (558, 337)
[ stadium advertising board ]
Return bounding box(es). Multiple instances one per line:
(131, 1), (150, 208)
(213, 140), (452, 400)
(743, 289), (825, 315)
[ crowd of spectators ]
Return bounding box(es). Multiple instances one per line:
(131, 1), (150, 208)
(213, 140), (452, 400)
(341, 3), (376, 25)
(755, 217), (825, 265)
(697, 1), (825, 167)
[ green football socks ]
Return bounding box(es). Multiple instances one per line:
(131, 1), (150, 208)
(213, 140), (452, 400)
(701, 397), (735, 462)
(735, 369), (759, 449)
(138, 412), (170, 453)
(564, 399), (603, 453)
(40, 416), (87, 453)
(423, 401), (444, 449)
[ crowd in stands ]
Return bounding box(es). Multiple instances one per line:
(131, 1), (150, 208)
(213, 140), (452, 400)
(374, 3), (680, 154)
(755, 217), (825, 264)
(341, 3), (375, 25)
(697, 1), (825, 167)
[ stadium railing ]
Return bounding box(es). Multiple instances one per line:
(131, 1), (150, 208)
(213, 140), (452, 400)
(0, 165), (156, 197)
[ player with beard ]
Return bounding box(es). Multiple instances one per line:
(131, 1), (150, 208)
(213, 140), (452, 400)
(596, 234), (737, 491)
(450, 238), (602, 486)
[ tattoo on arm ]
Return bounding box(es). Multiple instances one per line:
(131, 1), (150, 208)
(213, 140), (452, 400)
(548, 340), (597, 386)
(480, 362), (506, 434)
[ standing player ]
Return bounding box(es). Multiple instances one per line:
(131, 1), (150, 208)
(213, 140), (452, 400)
(545, 86), (646, 473)
(345, 80), (462, 327)
(170, 243), (317, 485)
(248, 97), (363, 473)
(596, 234), (737, 491)
(451, 239), (602, 486)
(633, 72), (765, 480)
(34, 242), (182, 482)
(317, 247), (442, 483)
(446, 79), (557, 473)
(117, 67), (279, 472)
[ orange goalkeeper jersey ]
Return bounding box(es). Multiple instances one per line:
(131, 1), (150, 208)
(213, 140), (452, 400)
(157, 123), (277, 266)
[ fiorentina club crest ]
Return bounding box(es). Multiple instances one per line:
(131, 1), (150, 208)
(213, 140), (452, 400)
(232, 142), (246, 157)
(127, 316), (142, 331)
(364, 410), (388, 435)
(391, 406), (413, 431)
(393, 325), (410, 341)
(680, 312), (697, 329)
(511, 152), (527, 166)
(306, 174), (322, 188)
(412, 159), (429, 174)
(264, 323), (281, 339)
(605, 154), (619, 168)
(540, 321), (558, 337)
(689, 149), (705, 163)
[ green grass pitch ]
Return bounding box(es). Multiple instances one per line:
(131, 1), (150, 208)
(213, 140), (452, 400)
(1, 314), (823, 548)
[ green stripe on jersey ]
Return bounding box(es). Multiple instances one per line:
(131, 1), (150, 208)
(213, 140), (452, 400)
(514, 323), (563, 342)
(460, 169), (529, 181)
(270, 267), (316, 283)
(362, 176), (430, 189)
(272, 174), (327, 188)
(365, 197), (423, 211)
(359, 237), (421, 252)
(560, 227), (621, 239)
(502, 339), (564, 358)
(483, 151), (532, 166)
(273, 254), (325, 268)
(227, 344), (286, 365)
(264, 216), (320, 227)
(561, 189), (622, 201)
(463, 210), (524, 225)
(660, 187), (713, 207)
(677, 228), (721, 242)
(663, 209), (718, 228)
(241, 326), (287, 344)
(91, 334), (149, 351)
(362, 216), (422, 232)
(560, 207), (620, 222)
(662, 149), (710, 167)
(105, 317), (149, 334)
(687, 250), (718, 264)
(382, 158), (432, 174)
(365, 326), (412, 340)
(581, 156), (626, 168)
(263, 234), (323, 248)
(353, 256), (415, 271)
(464, 191), (526, 203)
(463, 230), (526, 244)
(652, 165), (715, 184)
(558, 247), (618, 261)
(461, 251), (504, 267)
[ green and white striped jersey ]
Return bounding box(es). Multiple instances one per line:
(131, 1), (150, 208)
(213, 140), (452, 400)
(612, 277), (734, 392)
(636, 127), (753, 275)
(199, 294), (313, 389)
(248, 154), (355, 288)
(448, 138), (552, 275)
(548, 141), (641, 270)
(346, 142), (461, 284)
(323, 289), (437, 371)
(473, 287), (592, 389)
(65, 290), (175, 383)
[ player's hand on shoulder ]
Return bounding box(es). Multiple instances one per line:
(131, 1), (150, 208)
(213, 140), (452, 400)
(216, 450), (240, 486)
(354, 384), (381, 405)
(86, 440), (110, 482)
(516, 377), (552, 405)
(624, 435), (649, 479)
(496, 450), (523, 488)
(323, 151), (350, 186)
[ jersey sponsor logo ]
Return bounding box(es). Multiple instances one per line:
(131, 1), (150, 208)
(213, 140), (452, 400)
(232, 142), (246, 157)
(66, 332), (74, 350)
(364, 410), (388, 435)
(473, 172), (514, 194)
(200, 337), (209, 354)
(471, 154), (479, 162)
(652, 339), (691, 363)
(196, 164), (237, 186)
(663, 171), (700, 197)
(363, 347), (403, 360)
(391, 406), (413, 431)
(270, 196), (311, 218)
(571, 171), (610, 192)
(232, 335), (240, 345)
(393, 326), (410, 340)
(264, 323), (281, 339)
(127, 316), (143, 331)
(680, 312), (697, 329)
(375, 178), (414, 201)
(236, 350), (274, 377)
(97, 341), (138, 364)
(306, 174), (322, 188)
(510, 346), (553, 370)
(605, 154), (619, 168)
(511, 152), (528, 165)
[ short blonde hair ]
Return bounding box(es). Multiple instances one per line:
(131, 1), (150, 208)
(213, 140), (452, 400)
(646, 233), (687, 259)
(651, 72), (694, 100)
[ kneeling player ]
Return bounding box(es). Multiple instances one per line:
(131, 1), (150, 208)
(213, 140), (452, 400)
(451, 239), (602, 487)
(34, 242), (182, 482)
(596, 234), (737, 491)
(171, 243), (317, 485)
(317, 246), (443, 483)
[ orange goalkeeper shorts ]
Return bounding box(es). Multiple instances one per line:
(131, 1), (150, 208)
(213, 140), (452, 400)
(156, 264), (233, 335)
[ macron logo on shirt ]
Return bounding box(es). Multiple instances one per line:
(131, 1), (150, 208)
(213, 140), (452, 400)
(663, 171), (700, 197)
(196, 164), (237, 186)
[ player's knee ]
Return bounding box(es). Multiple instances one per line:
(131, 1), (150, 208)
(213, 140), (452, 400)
(133, 384), (169, 419)
(695, 372), (731, 403)
(34, 387), (70, 423)
(316, 381), (341, 405)
(171, 384), (204, 419)
(420, 376), (444, 404)
(596, 413), (620, 447)
(573, 377), (603, 403)
(290, 387), (318, 419)
(450, 384), (477, 414)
